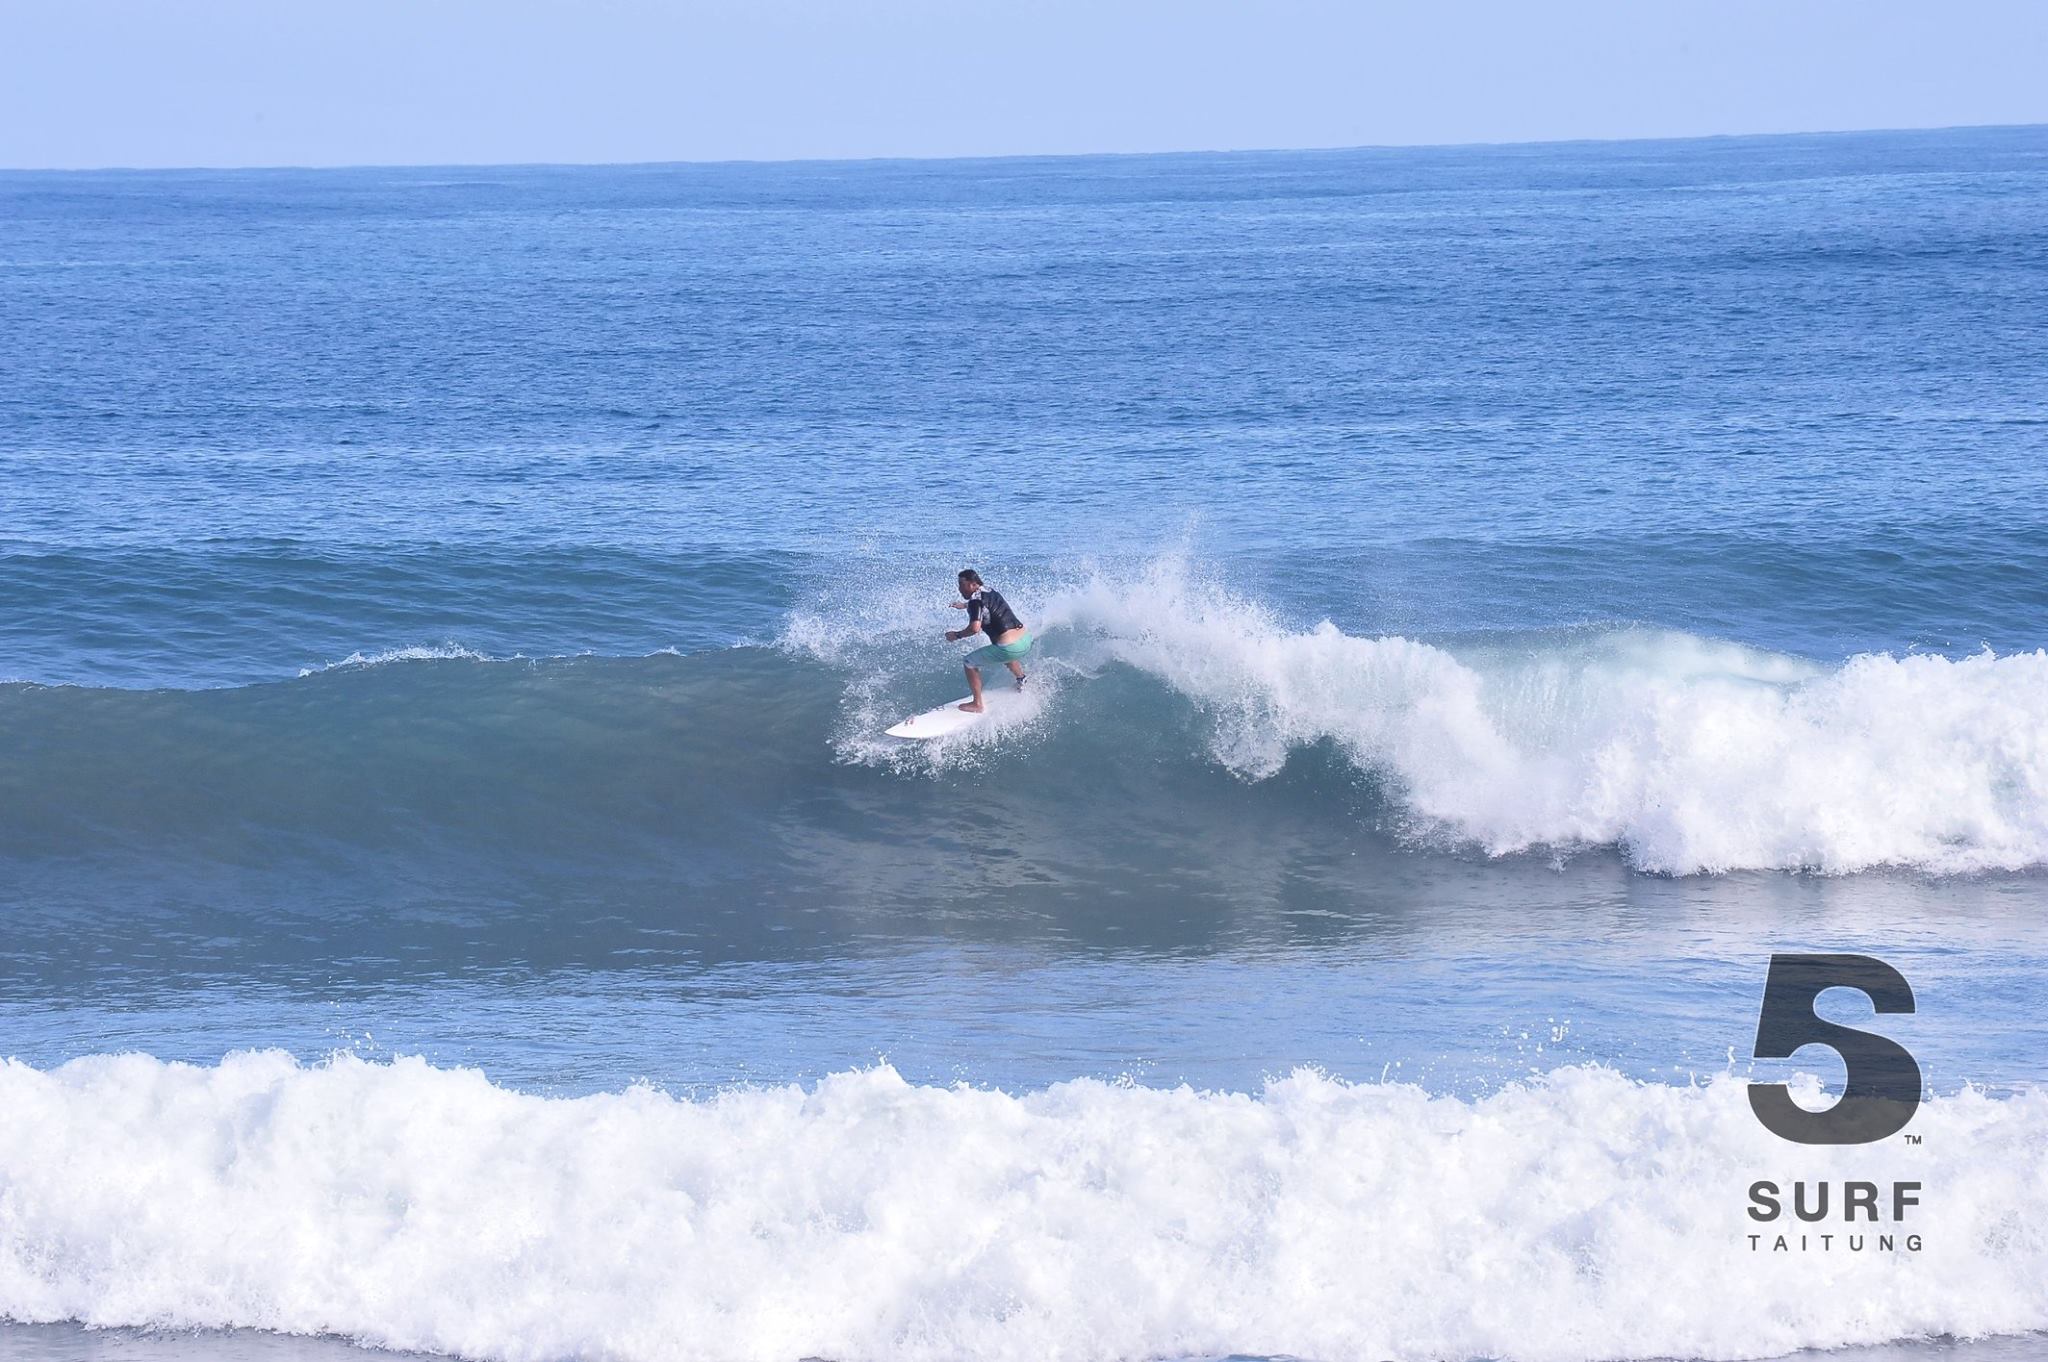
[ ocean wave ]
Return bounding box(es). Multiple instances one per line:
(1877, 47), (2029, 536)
(799, 559), (2048, 875)
(1, 1052), (2043, 1362)
(2, 559), (2043, 876)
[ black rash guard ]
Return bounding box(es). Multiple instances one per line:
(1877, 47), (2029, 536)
(967, 588), (1024, 637)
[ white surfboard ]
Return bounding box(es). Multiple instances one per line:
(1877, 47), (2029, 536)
(885, 688), (1025, 740)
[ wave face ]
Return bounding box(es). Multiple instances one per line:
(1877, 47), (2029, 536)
(4, 565), (2046, 884)
(2, 1052), (2044, 1362)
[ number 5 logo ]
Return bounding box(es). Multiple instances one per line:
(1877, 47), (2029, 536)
(1749, 954), (1922, 1144)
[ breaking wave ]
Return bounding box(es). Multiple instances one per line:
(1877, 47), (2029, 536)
(2, 560), (2043, 877)
(799, 559), (2048, 875)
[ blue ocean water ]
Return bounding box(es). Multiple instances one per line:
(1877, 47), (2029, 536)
(3, 126), (2048, 1361)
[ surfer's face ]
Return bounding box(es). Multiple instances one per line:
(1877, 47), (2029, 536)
(958, 580), (975, 598)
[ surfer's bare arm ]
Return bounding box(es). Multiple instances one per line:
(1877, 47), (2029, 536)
(946, 618), (985, 643)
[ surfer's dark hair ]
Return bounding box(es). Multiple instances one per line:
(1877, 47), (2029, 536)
(958, 569), (982, 585)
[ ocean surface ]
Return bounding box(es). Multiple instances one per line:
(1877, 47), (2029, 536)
(3, 125), (2048, 1361)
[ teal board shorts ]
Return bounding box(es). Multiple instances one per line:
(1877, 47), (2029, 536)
(967, 633), (1034, 667)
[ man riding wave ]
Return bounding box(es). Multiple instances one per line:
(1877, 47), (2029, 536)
(945, 569), (1031, 712)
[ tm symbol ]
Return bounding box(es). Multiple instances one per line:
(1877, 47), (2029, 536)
(1904, 1134), (1923, 1145)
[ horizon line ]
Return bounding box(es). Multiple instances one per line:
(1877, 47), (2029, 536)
(4, 120), (2042, 177)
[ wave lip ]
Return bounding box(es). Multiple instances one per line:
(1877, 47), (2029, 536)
(1146, 623), (2048, 876)
(1036, 563), (2048, 875)
(3, 1052), (2047, 1362)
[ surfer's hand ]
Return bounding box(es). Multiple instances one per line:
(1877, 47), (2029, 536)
(944, 629), (958, 642)
(948, 599), (968, 609)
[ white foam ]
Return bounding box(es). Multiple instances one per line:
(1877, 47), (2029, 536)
(1078, 566), (2048, 873)
(297, 644), (498, 676)
(781, 564), (1067, 771)
(2, 1052), (2044, 1362)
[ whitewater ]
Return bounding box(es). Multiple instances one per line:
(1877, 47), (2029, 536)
(4, 1053), (2047, 1362)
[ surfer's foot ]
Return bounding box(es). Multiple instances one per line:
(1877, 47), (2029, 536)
(1014, 675), (1027, 690)
(957, 701), (985, 713)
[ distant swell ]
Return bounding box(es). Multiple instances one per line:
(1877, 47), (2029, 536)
(2, 1052), (2045, 1362)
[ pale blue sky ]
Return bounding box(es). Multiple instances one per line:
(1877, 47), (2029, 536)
(4, 0), (2046, 169)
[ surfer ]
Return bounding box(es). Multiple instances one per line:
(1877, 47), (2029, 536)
(945, 569), (1031, 712)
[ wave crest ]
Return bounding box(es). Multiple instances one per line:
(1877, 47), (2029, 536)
(297, 643), (500, 676)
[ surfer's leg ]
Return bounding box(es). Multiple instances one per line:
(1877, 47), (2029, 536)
(960, 664), (985, 712)
(1003, 633), (1031, 688)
